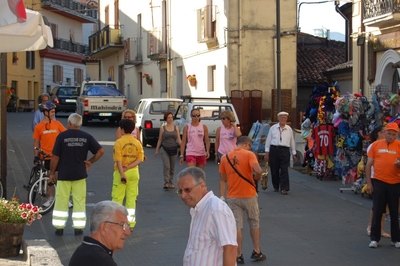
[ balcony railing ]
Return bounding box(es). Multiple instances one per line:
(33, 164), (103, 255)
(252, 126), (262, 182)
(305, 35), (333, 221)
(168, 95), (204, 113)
(52, 37), (88, 55)
(364, 0), (400, 27)
(124, 37), (142, 65)
(89, 26), (124, 57)
(147, 28), (167, 61)
(41, 0), (98, 23)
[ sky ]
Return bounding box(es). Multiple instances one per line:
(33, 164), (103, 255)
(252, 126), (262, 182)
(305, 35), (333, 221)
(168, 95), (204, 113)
(298, 1), (346, 38)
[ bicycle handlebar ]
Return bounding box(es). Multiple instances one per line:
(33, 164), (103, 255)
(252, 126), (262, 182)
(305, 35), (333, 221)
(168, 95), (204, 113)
(34, 147), (52, 159)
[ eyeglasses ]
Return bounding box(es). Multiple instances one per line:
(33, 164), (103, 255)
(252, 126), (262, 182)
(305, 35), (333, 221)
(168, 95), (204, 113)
(177, 182), (202, 195)
(124, 116), (134, 119)
(104, 221), (130, 231)
(191, 114), (200, 117)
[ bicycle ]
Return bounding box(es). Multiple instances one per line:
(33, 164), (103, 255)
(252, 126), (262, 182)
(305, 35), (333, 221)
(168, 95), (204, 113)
(24, 147), (56, 215)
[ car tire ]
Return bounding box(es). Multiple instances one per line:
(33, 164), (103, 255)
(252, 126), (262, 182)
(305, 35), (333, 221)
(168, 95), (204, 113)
(141, 130), (148, 147)
(82, 115), (89, 126)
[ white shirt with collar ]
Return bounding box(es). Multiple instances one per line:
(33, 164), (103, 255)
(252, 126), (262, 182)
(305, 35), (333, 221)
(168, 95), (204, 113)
(265, 123), (296, 155)
(183, 191), (237, 266)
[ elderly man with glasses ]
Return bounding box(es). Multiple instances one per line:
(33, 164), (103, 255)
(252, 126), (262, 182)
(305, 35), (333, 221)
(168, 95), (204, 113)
(177, 167), (237, 266)
(69, 201), (131, 266)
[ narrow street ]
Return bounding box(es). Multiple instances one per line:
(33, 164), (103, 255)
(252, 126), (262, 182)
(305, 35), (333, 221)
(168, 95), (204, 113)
(4, 112), (399, 266)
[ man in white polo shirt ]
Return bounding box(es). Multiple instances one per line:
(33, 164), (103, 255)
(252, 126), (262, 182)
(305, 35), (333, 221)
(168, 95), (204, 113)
(177, 167), (237, 266)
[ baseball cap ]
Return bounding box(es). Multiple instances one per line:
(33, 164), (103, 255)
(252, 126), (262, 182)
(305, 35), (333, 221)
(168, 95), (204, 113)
(385, 122), (398, 132)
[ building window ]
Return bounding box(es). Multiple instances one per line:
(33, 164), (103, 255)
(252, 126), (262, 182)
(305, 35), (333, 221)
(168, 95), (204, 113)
(208, 65), (216, 92)
(74, 68), (84, 85)
(114, 0), (119, 29)
(53, 65), (63, 83)
(108, 67), (114, 81)
(139, 72), (143, 95)
(49, 23), (58, 38)
(105, 5), (109, 26)
(197, 4), (217, 43)
(26, 51), (35, 70)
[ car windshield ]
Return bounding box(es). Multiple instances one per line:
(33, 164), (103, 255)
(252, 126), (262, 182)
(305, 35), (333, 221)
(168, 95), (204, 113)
(57, 87), (79, 97)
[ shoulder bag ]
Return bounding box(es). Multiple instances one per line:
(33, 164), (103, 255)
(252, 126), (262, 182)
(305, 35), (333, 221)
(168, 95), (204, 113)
(226, 154), (256, 190)
(161, 126), (178, 156)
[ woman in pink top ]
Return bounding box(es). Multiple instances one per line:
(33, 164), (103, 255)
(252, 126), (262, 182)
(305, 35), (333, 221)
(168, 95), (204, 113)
(116, 109), (141, 141)
(215, 110), (242, 164)
(180, 108), (210, 169)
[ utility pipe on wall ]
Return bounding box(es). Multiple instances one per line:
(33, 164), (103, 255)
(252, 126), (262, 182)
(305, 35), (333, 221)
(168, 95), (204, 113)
(238, 0), (242, 91)
(276, 0), (281, 113)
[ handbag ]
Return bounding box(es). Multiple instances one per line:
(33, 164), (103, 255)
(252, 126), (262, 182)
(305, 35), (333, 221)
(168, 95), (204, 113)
(226, 154), (256, 190)
(162, 144), (177, 156)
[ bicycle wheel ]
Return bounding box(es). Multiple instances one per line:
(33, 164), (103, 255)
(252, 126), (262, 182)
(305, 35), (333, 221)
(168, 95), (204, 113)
(28, 177), (56, 215)
(24, 165), (40, 191)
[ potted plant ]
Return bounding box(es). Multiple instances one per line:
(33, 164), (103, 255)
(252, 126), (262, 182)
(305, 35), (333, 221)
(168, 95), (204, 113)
(12, 55), (18, 64)
(143, 73), (152, 85)
(0, 197), (42, 258)
(186, 74), (197, 86)
(5, 86), (17, 107)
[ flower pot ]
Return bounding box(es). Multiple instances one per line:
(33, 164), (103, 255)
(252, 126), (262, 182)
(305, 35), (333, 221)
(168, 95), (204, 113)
(0, 223), (25, 258)
(146, 79), (152, 85)
(189, 79), (197, 86)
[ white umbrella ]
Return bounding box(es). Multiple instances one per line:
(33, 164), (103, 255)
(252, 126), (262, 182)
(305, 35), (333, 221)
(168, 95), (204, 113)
(1, 0), (53, 198)
(0, 0), (53, 52)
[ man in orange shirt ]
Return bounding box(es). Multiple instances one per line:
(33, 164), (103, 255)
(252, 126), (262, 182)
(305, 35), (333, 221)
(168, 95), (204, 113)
(32, 101), (66, 207)
(219, 136), (266, 264)
(366, 122), (400, 248)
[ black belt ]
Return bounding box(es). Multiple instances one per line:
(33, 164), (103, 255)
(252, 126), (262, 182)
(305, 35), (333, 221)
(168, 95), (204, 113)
(271, 145), (289, 149)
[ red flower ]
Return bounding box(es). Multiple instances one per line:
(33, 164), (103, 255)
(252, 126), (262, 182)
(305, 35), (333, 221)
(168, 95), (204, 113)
(186, 74), (196, 81)
(32, 206), (39, 213)
(21, 212), (27, 219)
(26, 204), (32, 210)
(142, 73), (151, 80)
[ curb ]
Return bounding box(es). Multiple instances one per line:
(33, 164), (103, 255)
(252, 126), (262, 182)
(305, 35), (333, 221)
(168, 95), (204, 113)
(23, 239), (62, 266)
(0, 239), (61, 266)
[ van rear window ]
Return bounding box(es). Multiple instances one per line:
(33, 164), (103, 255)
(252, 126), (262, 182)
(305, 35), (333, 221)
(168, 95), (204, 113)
(150, 101), (181, 114)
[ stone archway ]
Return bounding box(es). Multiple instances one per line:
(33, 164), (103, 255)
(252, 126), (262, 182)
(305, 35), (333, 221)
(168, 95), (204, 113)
(374, 49), (400, 86)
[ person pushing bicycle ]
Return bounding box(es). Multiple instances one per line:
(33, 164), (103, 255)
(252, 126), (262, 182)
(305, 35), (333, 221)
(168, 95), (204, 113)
(32, 101), (66, 207)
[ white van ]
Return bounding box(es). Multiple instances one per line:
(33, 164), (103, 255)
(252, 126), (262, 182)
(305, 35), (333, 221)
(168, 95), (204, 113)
(134, 98), (182, 146)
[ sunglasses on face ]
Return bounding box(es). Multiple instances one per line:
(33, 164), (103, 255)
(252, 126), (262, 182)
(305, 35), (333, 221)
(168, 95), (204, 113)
(191, 114), (200, 117)
(124, 116), (133, 119)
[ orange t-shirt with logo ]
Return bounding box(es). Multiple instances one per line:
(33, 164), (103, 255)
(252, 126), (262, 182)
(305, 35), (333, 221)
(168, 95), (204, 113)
(33, 120), (66, 156)
(368, 139), (400, 184)
(219, 148), (258, 198)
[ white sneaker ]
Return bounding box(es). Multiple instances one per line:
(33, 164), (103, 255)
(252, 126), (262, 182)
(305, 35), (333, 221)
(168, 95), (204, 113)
(43, 197), (54, 208)
(391, 242), (400, 248)
(68, 200), (73, 208)
(369, 241), (378, 248)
